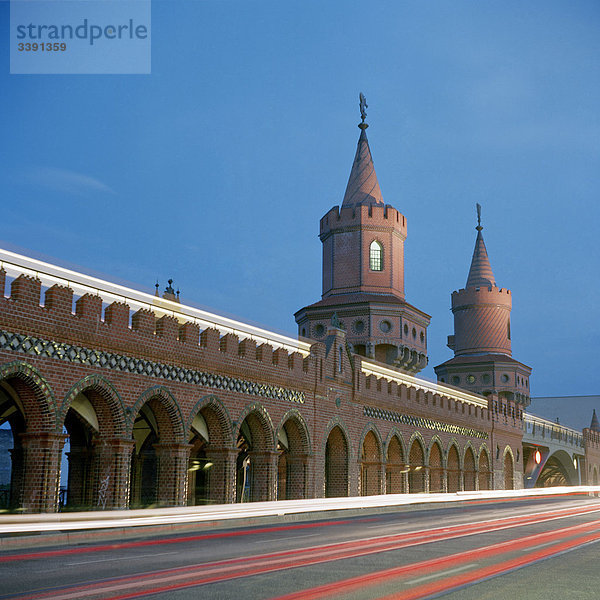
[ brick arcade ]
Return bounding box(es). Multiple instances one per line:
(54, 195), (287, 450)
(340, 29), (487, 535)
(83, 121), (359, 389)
(0, 107), (597, 513)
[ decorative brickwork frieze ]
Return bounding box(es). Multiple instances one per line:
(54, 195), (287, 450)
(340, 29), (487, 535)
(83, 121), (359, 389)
(364, 405), (488, 439)
(0, 329), (305, 404)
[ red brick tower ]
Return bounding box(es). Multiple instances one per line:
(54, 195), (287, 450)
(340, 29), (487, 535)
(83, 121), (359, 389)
(295, 97), (430, 373)
(434, 206), (532, 406)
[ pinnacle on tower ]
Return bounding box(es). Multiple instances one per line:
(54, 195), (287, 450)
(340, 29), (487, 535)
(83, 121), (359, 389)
(590, 409), (600, 432)
(466, 204), (496, 288)
(341, 93), (384, 208)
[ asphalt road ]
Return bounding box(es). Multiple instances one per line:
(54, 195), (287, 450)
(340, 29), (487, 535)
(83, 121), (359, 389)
(2, 494), (600, 600)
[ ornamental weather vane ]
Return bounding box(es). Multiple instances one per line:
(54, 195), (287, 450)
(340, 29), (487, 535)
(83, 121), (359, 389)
(359, 92), (368, 124)
(476, 203), (482, 231)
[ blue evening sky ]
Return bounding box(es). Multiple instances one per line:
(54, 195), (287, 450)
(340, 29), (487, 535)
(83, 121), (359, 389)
(1, 2), (599, 409)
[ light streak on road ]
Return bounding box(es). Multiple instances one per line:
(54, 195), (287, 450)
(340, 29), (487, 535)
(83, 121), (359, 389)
(4, 500), (600, 600)
(271, 519), (600, 600)
(0, 486), (598, 535)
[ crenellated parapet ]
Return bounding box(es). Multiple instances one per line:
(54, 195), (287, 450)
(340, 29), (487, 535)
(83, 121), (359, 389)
(320, 203), (407, 241)
(0, 251), (316, 392)
(451, 285), (512, 307)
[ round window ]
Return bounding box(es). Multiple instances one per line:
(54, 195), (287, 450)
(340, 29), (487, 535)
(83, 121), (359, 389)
(467, 375), (476, 384)
(452, 376), (460, 385)
(353, 320), (365, 334)
(314, 324), (325, 338)
(501, 374), (509, 383)
(379, 320), (392, 333)
(482, 374), (490, 384)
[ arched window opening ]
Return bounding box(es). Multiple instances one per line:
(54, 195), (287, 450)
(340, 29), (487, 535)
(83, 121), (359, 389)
(504, 451), (514, 490)
(369, 241), (383, 271)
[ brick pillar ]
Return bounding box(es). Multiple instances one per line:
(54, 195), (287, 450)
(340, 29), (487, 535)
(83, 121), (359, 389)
(205, 447), (237, 504)
(20, 432), (66, 513)
(286, 453), (309, 500)
(90, 438), (134, 510)
(248, 450), (278, 502)
(154, 443), (192, 507)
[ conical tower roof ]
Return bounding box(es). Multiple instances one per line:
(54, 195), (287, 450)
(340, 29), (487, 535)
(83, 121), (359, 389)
(466, 206), (496, 288)
(342, 124), (384, 208)
(590, 409), (600, 432)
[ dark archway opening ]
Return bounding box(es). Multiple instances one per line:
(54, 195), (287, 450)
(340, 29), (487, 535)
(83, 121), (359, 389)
(429, 443), (443, 492)
(360, 431), (381, 496)
(408, 440), (425, 493)
(325, 426), (348, 498)
(236, 412), (272, 503)
(386, 436), (406, 494)
(131, 403), (159, 508)
(447, 446), (460, 493)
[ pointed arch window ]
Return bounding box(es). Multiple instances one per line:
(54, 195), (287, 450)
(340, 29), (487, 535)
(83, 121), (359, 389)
(369, 241), (383, 271)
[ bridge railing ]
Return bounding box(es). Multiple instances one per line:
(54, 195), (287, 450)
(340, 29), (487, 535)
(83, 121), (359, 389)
(523, 413), (583, 448)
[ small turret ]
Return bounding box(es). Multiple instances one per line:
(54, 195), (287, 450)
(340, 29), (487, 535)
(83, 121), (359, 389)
(591, 410), (600, 433)
(434, 206), (531, 406)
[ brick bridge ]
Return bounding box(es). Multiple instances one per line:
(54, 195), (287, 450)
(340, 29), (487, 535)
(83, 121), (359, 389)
(0, 247), (532, 513)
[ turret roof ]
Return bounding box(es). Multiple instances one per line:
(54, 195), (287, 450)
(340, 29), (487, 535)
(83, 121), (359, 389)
(466, 227), (496, 288)
(342, 125), (384, 208)
(591, 409), (600, 432)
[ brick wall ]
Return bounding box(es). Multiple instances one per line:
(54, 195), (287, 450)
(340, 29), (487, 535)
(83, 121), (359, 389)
(0, 272), (526, 512)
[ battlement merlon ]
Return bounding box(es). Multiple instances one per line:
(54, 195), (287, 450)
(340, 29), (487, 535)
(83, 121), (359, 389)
(319, 203), (407, 240)
(451, 286), (512, 311)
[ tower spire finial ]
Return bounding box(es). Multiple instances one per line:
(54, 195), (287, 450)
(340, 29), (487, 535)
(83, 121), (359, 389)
(359, 92), (368, 130)
(476, 203), (482, 231)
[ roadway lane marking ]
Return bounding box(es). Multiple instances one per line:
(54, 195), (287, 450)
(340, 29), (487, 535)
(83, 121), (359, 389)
(404, 563), (477, 585)
(65, 551), (178, 566)
(522, 540), (562, 552)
